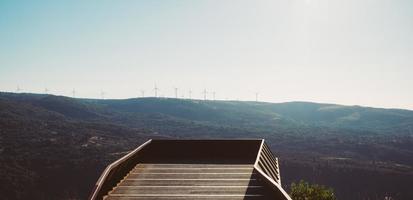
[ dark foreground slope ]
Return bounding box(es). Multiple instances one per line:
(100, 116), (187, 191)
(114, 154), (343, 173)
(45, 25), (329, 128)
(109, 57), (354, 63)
(0, 92), (412, 199)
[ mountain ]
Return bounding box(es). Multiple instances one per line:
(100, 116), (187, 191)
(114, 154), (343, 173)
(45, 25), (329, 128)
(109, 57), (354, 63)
(1, 92), (412, 199)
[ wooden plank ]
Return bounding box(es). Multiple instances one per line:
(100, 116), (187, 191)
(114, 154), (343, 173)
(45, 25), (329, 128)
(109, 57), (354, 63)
(132, 168), (254, 174)
(135, 164), (254, 168)
(126, 173), (256, 179)
(104, 195), (272, 200)
(118, 179), (258, 186)
(110, 186), (264, 195)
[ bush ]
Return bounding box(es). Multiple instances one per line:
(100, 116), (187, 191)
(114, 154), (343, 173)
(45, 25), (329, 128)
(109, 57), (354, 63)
(290, 180), (337, 200)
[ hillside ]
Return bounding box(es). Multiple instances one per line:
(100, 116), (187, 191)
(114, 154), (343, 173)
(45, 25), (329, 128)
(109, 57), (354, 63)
(1, 92), (413, 199)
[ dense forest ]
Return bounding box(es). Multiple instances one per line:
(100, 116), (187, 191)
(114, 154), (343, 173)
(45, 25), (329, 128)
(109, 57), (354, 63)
(0, 92), (412, 199)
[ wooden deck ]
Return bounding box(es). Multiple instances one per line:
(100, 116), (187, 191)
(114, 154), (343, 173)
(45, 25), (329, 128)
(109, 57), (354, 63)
(90, 140), (292, 200)
(105, 163), (273, 200)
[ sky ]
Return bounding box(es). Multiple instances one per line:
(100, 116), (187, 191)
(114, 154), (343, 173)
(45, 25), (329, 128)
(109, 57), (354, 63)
(0, 0), (412, 109)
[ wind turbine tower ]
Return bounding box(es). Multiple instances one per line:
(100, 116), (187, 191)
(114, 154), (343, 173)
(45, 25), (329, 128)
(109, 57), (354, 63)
(203, 89), (207, 101)
(44, 88), (49, 94)
(141, 90), (145, 98)
(213, 91), (216, 101)
(174, 87), (178, 99)
(255, 92), (259, 102)
(101, 91), (105, 100)
(154, 84), (159, 98)
(16, 86), (21, 93)
(189, 90), (192, 100)
(72, 89), (76, 98)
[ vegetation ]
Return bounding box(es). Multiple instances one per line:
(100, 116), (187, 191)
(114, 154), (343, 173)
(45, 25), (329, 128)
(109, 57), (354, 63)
(290, 180), (337, 200)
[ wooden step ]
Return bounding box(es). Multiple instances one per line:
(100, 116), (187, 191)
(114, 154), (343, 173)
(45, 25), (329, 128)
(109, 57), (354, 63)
(132, 168), (254, 174)
(135, 164), (254, 168)
(110, 186), (264, 195)
(104, 195), (272, 200)
(105, 163), (272, 200)
(126, 173), (256, 179)
(119, 179), (258, 186)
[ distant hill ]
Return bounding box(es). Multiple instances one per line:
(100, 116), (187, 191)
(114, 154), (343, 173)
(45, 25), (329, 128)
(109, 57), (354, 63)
(3, 92), (412, 134)
(1, 92), (413, 200)
(99, 97), (413, 134)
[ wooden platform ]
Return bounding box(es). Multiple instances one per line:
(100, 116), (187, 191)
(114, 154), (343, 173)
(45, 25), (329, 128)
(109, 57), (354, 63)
(104, 163), (273, 200)
(90, 139), (292, 200)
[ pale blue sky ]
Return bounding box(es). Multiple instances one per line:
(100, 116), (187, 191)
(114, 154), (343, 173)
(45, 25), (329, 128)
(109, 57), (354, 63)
(1, 0), (412, 109)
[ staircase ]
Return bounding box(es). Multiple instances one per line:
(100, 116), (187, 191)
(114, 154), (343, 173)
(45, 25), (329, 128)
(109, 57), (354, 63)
(104, 163), (273, 200)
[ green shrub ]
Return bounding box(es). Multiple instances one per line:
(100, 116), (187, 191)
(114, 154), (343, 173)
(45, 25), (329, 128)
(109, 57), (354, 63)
(290, 180), (337, 200)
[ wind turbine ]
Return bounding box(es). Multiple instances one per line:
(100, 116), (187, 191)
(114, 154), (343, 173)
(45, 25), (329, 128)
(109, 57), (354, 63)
(212, 91), (216, 101)
(140, 90), (145, 98)
(203, 89), (207, 100)
(255, 92), (259, 102)
(188, 90), (192, 99)
(154, 84), (159, 98)
(174, 87), (178, 99)
(100, 91), (105, 99)
(44, 88), (49, 94)
(72, 89), (76, 98)
(16, 85), (21, 93)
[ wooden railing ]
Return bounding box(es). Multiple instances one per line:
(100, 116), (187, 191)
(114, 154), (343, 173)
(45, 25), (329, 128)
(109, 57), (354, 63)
(89, 140), (152, 200)
(253, 139), (291, 200)
(254, 140), (281, 184)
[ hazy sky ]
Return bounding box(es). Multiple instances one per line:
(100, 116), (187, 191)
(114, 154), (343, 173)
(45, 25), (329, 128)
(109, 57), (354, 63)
(1, 0), (412, 109)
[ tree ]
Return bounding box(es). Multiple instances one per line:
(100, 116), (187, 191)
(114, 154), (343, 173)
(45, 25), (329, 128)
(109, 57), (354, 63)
(290, 180), (337, 200)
